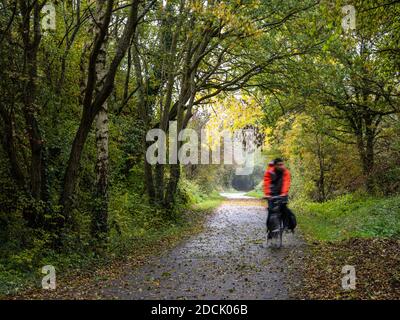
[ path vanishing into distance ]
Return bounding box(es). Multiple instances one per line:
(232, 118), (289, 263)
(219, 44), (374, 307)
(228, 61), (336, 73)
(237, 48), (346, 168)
(15, 193), (307, 300)
(99, 193), (306, 300)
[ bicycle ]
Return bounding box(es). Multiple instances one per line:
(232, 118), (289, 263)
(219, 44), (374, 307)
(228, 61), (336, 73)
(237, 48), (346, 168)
(264, 195), (287, 248)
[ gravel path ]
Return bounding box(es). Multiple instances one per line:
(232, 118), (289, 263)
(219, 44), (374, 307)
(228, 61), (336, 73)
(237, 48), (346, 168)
(100, 196), (306, 300)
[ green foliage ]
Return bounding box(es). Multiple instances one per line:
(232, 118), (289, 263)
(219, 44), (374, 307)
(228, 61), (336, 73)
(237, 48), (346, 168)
(245, 181), (264, 198)
(0, 175), (221, 296)
(258, 0), (400, 198)
(293, 193), (400, 242)
(1, 0), (399, 299)
(177, 175), (222, 204)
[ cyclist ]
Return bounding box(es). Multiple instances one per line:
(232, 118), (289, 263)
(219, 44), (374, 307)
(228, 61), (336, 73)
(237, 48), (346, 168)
(263, 158), (296, 232)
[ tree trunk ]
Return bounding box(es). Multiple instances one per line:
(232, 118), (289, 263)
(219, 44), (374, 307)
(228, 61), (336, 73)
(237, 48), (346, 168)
(60, 109), (96, 226)
(19, 0), (47, 227)
(60, 0), (141, 226)
(354, 116), (375, 194)
(131, 33), (157, 203)
(364, 116), (375, 193)
(315, 134), (326, 202)
(154, 163), (164, 203)
(93, 104), (109, 237)
(165, 163), (181, 208)
(22, 3), (42, 201)
(90, 0), (110, 240)
(144, 152), (156, 201)
(0, 106), (26, 189)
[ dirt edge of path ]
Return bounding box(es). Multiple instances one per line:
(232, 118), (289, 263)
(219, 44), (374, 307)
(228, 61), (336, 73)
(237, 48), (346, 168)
(293, 238), (400, 299)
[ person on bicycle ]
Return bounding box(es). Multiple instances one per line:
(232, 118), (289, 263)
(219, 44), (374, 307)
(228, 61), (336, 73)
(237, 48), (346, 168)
(263, 158), (296, 231)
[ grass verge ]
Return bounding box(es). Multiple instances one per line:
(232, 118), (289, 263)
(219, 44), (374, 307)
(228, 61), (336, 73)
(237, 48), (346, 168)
(292, 193), (400, 242)
(245, 190), (264, 198)
(292, 193), (400, 299)
(245, 181), (264, 199)
(1, 194), (223, 299)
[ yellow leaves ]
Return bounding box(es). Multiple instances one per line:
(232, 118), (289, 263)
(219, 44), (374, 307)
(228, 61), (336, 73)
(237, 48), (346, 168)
(190, 0), (259, 38)
(190, 0), (208, 14)
(207, 94), (262, 130)
(204, 93), (265, 148)
(271, 113), (313, 161)
(327, 57), (339, 65)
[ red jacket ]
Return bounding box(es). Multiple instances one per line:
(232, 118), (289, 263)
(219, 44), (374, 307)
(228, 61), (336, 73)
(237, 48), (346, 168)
(263, 164), (291, 197)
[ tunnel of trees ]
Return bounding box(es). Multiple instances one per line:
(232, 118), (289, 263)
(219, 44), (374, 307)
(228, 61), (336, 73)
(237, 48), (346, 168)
(0, 0), (399, 294)
(232, 175), (255, 192)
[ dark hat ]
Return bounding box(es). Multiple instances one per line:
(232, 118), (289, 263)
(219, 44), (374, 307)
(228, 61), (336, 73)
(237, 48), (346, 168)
(273, 158), (283, 164)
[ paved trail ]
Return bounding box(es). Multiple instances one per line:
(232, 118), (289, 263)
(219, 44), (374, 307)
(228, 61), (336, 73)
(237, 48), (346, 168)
(100, 194), (306, 300)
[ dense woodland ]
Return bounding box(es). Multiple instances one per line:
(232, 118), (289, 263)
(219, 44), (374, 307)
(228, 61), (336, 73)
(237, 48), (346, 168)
(0, 0), (399, 295)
